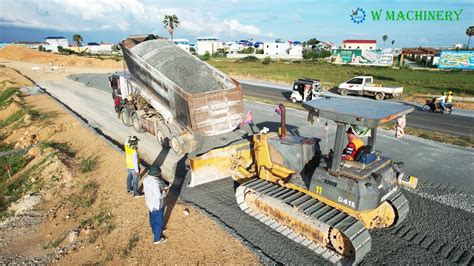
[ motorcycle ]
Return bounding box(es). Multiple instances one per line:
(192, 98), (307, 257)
(422, 98), (454, 114)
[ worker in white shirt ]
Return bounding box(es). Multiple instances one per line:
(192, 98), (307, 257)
(143, 165), (170, 244)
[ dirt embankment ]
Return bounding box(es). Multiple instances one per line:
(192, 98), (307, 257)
(0, 66), (260, 264)
(0, 45), (122, 69)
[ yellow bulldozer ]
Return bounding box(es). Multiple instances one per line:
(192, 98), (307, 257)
(188, 97), (418, 264)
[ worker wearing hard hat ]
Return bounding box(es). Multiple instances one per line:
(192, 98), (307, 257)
(125, 136), (142, 197)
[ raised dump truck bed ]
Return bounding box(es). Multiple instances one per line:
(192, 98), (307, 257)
(112, 34), (243, 154)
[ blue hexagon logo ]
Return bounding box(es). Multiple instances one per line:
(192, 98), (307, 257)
(351, 7), (366, 24)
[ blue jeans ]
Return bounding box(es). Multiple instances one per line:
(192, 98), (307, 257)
(149, 208), (164, 242)
(126, 169), (139, 195)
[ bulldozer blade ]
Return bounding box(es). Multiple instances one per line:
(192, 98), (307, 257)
(187, 142), (252, 187)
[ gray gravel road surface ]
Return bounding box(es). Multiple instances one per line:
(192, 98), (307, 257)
(33, 74), (474, 264)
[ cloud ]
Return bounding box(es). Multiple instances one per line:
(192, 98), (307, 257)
(223, 19), (261, 35)
(0, 0), (266, 40)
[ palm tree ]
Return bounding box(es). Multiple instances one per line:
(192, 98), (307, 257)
(382, 35), (388, 49)
(163, 15), (180, 41)
(72, 34), (83, 53)
(466, 26), (474, 49)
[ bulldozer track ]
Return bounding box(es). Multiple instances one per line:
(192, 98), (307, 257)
(236, 178), (372, 265)
(388, 224), (474, 264)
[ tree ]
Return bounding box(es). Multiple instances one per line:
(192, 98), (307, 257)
(466, 26), (474, 49)
(382, 35), (388, 49)
(72, 34), (83, 49)
(163, 14), (180, 41)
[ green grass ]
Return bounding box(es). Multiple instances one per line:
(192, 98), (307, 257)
(39, 141), (75, 157)
(80, 156), (98, 173)
(209, 60), (474, 96)
(0, 109), (27, 128)
(0, 87), (18, 107)
(121, 233), (140, 258)
(69, 181), (99, 209)
(0, 142), (14, 152)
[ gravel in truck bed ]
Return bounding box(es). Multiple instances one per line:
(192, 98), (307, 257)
(130, 39), (226, 94)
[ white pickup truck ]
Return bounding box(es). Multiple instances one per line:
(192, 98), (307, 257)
(338, 76), (403, 100)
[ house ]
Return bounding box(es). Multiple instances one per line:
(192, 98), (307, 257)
(86, 42), (113, 54)
(44, 36), (69, 52)
(317, 41), (336, 50)
(174, 39), (190, 52)
(342, 40), (376, 50)
(196, 36), (222, 55)
(263, 41), (302, 58)
(224, 41), (243, 54)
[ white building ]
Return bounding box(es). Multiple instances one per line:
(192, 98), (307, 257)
(44, 36), (69, 52)
(196, 36), (222, 55)
(342, 40), (377, 50)
(86, 42), (113, 54)
(224, 41), (243, 54)
(263, 41), (302, 59)
(174, 39), (190, 52)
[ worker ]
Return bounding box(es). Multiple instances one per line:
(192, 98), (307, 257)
(143, 165), (170, 244)
(341, 127), (364, 161)
(125, 136), (142, 197)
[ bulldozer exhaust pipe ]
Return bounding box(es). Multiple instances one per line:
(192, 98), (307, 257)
(279, 104), (286, 139)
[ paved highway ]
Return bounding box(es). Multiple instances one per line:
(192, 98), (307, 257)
(240, 81), (474, 138)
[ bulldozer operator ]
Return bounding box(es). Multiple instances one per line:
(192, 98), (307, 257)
(341, 127), (364, 161)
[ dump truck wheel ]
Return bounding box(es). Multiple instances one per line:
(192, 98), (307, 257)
(375, 92), (385, 100)
(131, 112), (144, 133)
(156, 129), (170, 149)
(340, 88), (348, 96)
(120, 108), (132, 127)
(171, 136), (182, 155)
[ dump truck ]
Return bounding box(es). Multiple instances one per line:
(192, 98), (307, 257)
(338, 76), (403, 100)
(188, 97), (418, 264)
(109, 34), (244, 154)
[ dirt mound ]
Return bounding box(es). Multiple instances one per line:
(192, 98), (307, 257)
(0, 45), (122, 69)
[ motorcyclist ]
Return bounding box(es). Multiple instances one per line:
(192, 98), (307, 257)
(446, 91), (453, 108)
(436, 92), (447, 110)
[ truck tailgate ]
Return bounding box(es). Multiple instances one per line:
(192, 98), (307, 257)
(188, 85), (243, 136)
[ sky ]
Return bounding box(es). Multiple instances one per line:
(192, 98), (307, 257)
(0, 0), (473, 47)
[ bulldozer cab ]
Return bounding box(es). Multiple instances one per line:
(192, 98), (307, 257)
(302, 97), (414, 177)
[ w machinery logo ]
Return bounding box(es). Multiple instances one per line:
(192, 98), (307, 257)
(351, 7), (366, 24)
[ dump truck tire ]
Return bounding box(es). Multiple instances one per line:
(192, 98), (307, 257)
(171, 136), (183, 155)
(131, 112), (144, 133)
(120, 108), (132, 127)
(156, 129), (170, 149)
